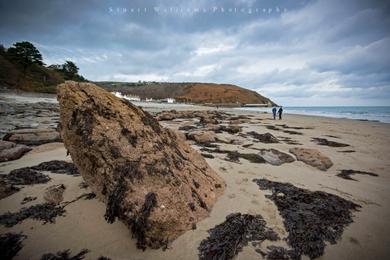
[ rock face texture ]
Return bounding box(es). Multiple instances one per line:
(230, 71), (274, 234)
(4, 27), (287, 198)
(289, 148), (333, 171)
(57, 81), (225, 249)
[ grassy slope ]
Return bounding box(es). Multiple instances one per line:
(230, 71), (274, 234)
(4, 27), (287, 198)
(96, 81), (276, 105)
(0, 52), (64, 93)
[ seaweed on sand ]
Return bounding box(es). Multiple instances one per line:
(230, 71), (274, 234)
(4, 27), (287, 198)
(2, 167), (50, 185)
(311, 138), (350, 147)
(0, 232), (27, 260)
(247, 131), (279, 143)
(40, 249), (89, 260)
(198, 213), (278, 260)
(0, 203), (66, 227)
(337, 169), (378, 181)
(31, 160), (80, 176)
(0, 180), (20, 200)
(265, 246), (298, 260)
(253, 178), (360, 259)
(225, 151), (266, 164)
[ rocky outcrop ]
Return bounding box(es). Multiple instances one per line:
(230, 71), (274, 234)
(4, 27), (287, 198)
(3, 129), (61, 146)
(186, 131), (217, 144)
(57, 81), (225, 249)
(289, 148), (333, 171)
(0, 141), (32, 162)
(256, 149), (295, 166)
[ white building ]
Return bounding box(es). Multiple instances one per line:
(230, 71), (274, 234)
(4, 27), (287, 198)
(112, 92), (141, 102)
(166, 98), (175, 103)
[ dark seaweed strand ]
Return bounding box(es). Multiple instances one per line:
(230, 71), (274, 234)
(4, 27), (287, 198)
(0, 203), (66, 227)
(40, 248), (89, 260)
(253, 178), (360, 259)
(131, 192), (158, 250)
(198, 213), (279, 260)
(0, 232), (27, 260)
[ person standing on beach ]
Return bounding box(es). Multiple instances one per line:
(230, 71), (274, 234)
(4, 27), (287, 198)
(272, 106), (277, 120)
(278, 107), (283, 120)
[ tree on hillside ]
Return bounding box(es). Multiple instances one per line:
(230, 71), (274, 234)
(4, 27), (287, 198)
(0, 44), (5, 54)
(62, 60), (79, 78)
(48, 60), (86, 82)
(7, 41), (43, 74)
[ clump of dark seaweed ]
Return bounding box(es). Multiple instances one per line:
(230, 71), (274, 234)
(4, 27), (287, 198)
(253, 178), (360, 259)
(276, 124), (313, 130)
(277, 136), (302, 145)
(198, 213), (278, 260)
(0, 180), (20, 200)
(97, 257), (111, 260)
(0, 203), (66, 227)
(311, 138), (350, 147)
(104, 181), (128, 224)
(337, 150), (355, 153)
(0, 232), (27, 260)
(32, 160), (80, 176)
(131, 192), (158, 250)
(178, 125), (197, 131)
(21, 196), (37, 205)
(201, 153), (215, 159)
(40, 249), (89, 260)
(225, 151), (266, 164)
(3, 168), (51, 185)
(264, 126), (303, 135)
(337, 169), (378, 181)
(265, 246), (298, 260)
(247, 131), (279, 143)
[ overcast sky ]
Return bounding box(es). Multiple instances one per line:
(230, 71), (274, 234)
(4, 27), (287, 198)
(1, 0), (389, 106)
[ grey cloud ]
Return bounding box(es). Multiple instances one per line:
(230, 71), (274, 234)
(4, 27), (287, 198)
(0, 0), (389, 105)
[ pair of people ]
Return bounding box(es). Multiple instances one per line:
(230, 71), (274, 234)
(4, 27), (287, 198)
(272, 106), (283, 120)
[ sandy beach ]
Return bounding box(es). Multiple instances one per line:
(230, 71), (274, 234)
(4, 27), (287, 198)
(1, 92), (389, 260)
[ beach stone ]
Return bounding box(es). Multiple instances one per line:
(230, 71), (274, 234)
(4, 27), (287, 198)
(57, 81), (225, 249)
(44, 184), (66, 204)
(3, 128), (61, 145)
(289, 147), (333, 171)
(257, 149), (295, 166)
(186, 131), (217, 144)
(0, 141), (32, 162)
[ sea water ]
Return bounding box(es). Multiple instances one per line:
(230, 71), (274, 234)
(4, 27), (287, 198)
(236, 106), (390, 123)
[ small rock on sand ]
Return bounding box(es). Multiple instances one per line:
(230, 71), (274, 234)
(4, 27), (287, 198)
(257, 149), (295, 166)
(289, 147), (333, 171)
(44, 184), (66, 204)
(0, 140), (32, 162)
(3, 128), (61, 146)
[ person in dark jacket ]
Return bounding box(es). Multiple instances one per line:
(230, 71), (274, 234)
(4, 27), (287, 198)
(272, 107), (277, 120)
(278, 107), (283, 120)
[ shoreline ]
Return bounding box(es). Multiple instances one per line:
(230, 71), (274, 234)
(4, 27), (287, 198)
(1, 92), (389, 259)
(1, 89), (389, 123)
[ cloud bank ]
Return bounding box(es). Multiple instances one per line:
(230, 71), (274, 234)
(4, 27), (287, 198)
(0, 0), (389, 105)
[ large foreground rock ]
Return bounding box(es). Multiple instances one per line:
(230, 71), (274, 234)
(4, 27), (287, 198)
(289, 147), (333, 171)
(57, 81), (225, 249)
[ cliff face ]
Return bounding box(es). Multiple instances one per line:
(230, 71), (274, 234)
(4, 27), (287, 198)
(96, 82), (276, 106)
